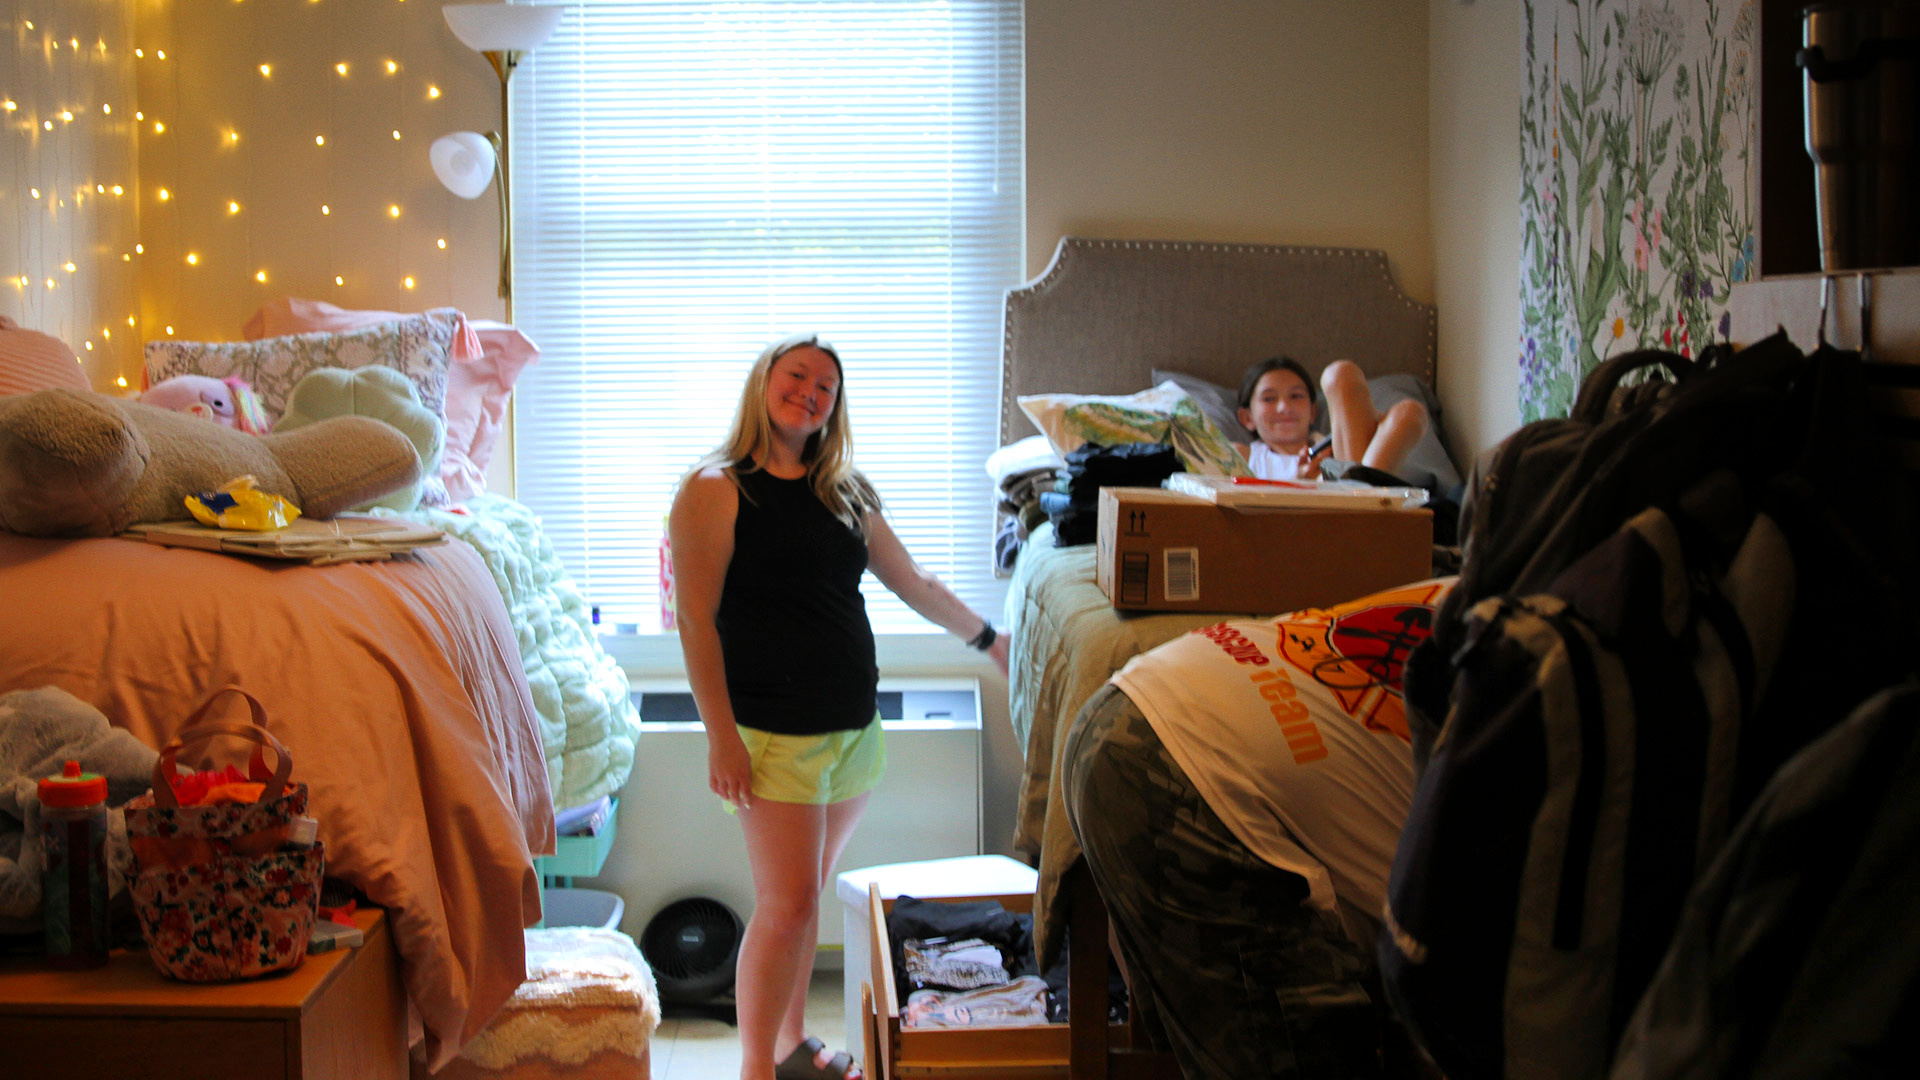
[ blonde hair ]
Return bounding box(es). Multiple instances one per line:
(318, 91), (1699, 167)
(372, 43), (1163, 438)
(687, 333), (881, 532)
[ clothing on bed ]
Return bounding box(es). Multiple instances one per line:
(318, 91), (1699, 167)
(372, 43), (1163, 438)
(988, 436), (1066, 576)
(1064, 685), (1384, 1080)
(1039, 442), (1180, 546)
(0, 532), (552, 1071)
(1109, 577), (1453, 927)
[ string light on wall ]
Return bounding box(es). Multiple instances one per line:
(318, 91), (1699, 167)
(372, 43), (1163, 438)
(7, 0), (510, 351)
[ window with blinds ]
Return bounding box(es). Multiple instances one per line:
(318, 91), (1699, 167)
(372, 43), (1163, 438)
(511, 1), (1023, 634)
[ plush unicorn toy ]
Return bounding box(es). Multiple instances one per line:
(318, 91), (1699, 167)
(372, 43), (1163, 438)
(140, 374), (270, 434)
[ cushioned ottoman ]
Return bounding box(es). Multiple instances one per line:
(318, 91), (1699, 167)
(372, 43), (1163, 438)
(436, 927), (661, 1080)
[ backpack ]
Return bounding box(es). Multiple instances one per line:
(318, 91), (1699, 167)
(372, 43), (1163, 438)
(1404, 333), (1813, 764)
(1381, 337), (1920, 1079)
(1380, 475), (1796, 1080)
(1610, 682), (1920, 1080)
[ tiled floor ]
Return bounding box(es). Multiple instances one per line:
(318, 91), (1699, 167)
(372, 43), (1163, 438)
(652, 967), (850, 1080)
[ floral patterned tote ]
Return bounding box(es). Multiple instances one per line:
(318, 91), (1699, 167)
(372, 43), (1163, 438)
(124, 687), (325, 982)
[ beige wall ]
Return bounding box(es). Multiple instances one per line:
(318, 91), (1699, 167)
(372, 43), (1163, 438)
(1, 0), (142, 389)
(1027, 0), (1434, 303)
(130, 0), (506, 347)
(1428, 0), (1521, 463)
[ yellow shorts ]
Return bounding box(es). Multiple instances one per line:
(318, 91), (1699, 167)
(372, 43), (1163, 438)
(733, 717), (887, 806)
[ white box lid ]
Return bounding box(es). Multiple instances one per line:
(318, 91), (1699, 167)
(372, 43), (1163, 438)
(834, 854), (1036, 906)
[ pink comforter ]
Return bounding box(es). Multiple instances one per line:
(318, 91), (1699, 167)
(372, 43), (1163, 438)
(0, 533), (554, 1071)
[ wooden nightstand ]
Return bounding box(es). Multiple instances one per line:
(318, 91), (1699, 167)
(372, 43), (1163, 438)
(0, 907), (405, 1080)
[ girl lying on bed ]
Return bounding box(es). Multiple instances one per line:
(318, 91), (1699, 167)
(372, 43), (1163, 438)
(1236, 357), (1429, 483)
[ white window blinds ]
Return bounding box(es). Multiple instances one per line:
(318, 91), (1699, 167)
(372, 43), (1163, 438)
(511, 1), (1023, 634)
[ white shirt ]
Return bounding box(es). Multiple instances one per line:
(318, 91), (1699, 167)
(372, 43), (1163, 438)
(1247, 440), (1304, 480)
(1111, 578), (1455, 925)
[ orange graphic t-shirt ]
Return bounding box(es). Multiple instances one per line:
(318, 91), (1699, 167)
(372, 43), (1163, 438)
(1111, 578), (1454, 921)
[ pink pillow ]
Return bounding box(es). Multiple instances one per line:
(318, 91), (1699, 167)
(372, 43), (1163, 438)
(0, 316), (89, 396)
(447, 321), (539, 502)
(244, 299), (536, 501)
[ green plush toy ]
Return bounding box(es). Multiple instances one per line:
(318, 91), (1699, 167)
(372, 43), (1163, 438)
(0, 389), (420, 538)
(273, 366), (446, 512)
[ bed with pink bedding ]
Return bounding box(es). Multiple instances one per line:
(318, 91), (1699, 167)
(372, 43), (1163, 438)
(0, 531), (554, 1071)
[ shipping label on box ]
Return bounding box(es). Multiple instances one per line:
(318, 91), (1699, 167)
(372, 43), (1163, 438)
(1096, 486), (1432, 614)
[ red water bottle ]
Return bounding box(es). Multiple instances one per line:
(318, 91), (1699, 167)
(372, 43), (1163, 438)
(38, 760), (111, 969)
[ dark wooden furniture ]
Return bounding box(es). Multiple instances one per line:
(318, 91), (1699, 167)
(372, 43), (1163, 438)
(0, 908), (405, 1080)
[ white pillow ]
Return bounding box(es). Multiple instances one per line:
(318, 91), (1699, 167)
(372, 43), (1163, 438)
(985, 434), (1066, 481)
(1017, 380), (1252, 478)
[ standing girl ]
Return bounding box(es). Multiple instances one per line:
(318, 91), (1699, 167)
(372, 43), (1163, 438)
(670, 334), (1010, 1080)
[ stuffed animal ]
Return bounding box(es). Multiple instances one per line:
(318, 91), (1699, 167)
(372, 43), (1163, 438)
(0, 388), (421, 538)
(140, 374), (270, 434)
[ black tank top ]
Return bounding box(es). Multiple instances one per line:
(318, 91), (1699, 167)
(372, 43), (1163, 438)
(716, 467), (878, 734)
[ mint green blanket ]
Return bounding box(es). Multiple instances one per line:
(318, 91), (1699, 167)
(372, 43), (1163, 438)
(390, 494), (638, 809)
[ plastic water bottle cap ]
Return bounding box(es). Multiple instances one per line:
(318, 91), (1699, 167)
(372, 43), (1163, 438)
(39, 760), (108, 807)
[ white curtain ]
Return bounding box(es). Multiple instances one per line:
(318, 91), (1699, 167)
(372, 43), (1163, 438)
(511, 0), (1024, 633)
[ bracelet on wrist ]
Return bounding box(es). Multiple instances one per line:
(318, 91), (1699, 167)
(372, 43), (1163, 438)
(966, 621), (997, 651)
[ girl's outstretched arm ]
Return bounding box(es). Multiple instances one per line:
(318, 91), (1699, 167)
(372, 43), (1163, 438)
(669, 469), (755, 806)
(865, 509), (1010, 676)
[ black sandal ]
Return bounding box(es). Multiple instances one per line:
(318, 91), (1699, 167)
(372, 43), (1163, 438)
(774, 1035), (864, 1080)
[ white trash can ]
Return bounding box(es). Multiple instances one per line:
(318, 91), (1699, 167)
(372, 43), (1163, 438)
(542, 886), (627, 930)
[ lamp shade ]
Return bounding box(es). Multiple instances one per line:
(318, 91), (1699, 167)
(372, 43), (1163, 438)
(430, 132), (498, 199)
(443, 3), (563, 53)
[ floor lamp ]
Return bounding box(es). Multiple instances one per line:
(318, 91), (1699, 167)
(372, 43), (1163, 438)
(431, 2), (562, 322)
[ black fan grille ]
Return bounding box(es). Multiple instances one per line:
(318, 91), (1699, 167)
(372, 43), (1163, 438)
(641, 897), (743, 999)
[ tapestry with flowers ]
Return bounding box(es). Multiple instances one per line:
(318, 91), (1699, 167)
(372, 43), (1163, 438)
(1520, 0), (1758, 421)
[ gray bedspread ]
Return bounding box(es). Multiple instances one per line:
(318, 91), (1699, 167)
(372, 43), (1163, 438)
(1002, 523), (1217, 960)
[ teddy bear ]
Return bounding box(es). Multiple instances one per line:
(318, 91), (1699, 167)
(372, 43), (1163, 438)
(0, 388), (421, 538)
(139, 374), (270, 434)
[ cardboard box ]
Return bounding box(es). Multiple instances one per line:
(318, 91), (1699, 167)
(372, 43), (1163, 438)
(1096, 486), (1432, 613)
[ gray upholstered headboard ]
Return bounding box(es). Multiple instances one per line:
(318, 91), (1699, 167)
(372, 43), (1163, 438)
(1000, 237), (1437, 444)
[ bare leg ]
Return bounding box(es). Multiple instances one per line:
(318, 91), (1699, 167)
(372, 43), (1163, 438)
(1360, 398), (1430, 476)
(774, 794), (871, 1069)
(1320, 360), (1376, 463)
(736, 799), (828, 1080)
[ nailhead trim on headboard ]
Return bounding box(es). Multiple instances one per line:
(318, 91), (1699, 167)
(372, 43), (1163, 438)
(999, 237), (1438, 445)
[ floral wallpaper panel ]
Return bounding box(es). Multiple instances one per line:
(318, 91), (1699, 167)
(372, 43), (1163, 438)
(1520, 0), (1758, 421)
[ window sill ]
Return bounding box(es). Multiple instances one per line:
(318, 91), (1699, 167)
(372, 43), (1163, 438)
(604, 629), (996, 680)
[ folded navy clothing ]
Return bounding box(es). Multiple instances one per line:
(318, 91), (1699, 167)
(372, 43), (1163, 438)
(1043, 443), (1182, 547)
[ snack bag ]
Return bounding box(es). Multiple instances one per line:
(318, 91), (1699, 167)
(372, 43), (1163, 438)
(185, 475), (301, 530)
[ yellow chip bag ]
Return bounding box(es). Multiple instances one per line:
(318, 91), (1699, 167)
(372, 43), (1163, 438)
(185, 475), (302, 531)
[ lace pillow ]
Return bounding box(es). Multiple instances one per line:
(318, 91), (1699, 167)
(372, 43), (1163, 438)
(144, 311), (457, 429)
(1017, 380), (1253, 478)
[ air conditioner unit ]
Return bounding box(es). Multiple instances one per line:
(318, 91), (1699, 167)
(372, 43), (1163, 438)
(593, 677), (982, 961)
